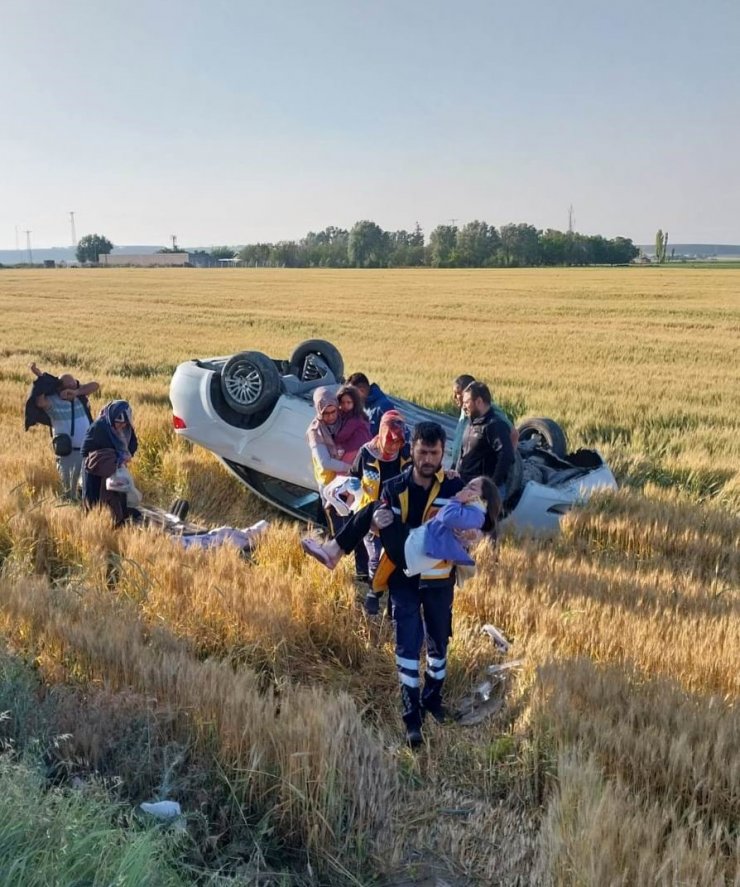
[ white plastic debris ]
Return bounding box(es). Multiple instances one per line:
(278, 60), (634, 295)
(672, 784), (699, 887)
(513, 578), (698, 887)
(486, 658), (525, 675)
(140, 800), (182, 821)
(481, 624), (511, 652)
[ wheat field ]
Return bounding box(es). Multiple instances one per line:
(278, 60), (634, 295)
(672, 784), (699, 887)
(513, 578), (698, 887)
(0, 268), (738, 885)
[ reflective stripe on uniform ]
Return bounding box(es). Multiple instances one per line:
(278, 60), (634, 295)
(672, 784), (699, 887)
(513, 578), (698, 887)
(421, 566), (454, 579)
(399, 672), (420, 688)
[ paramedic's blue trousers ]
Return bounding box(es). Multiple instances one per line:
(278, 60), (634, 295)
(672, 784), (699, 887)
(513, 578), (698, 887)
(390, 579), (454, 730)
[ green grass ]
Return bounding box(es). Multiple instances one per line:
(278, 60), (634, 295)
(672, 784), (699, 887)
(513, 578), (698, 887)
(0, 755), (188, 887)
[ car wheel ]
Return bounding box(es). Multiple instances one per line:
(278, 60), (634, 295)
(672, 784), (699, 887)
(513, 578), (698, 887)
(220, 351), (281, 415)
(289, 339), (344, 382)
(516, 417), (568, 457)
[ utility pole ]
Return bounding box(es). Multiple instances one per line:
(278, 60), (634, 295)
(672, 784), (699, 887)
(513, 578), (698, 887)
(69, 211), (77, 247)
(25, 230), (33, 264)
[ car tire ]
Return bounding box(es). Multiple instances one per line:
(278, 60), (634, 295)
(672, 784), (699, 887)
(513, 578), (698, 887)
(516, 417), (568, 457)
(289, 339), (344, 382)
(220, 351), (281, 415)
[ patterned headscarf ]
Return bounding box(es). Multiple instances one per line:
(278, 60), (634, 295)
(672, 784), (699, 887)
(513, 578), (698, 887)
(100, 400), (135, 464)
(306, 387), (341, 455)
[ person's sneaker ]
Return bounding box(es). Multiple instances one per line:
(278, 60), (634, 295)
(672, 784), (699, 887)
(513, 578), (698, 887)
(364, 592), (380, 615)
(405, 725), (424, 749)
(301, 538), (338, 569)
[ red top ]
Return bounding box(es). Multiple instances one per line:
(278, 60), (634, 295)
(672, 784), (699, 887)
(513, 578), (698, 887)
(334, 416), (372, 463)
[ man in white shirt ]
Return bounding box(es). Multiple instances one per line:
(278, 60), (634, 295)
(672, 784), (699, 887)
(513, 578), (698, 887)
(31, 363), (99, 499)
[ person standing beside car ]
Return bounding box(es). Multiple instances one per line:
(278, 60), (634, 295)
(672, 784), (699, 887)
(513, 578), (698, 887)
(459, 381), (518, 504)
(28, 362), (99, 500)
(449, 373), (476, 470)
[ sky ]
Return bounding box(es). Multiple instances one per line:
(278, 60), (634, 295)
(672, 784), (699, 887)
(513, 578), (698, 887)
(1, 0), (739, 249)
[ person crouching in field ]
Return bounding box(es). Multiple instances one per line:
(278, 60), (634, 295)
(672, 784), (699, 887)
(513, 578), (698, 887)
(303, 422), (499, 747)
(82, 401), (138, 526)
(26, 362), (99, 500)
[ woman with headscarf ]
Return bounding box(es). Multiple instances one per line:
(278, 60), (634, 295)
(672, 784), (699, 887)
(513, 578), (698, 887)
(306, 386), (372, 581)
(81, 400), (138, 521)
(306, 387), (353, 529)
(348, 409), (410, 613)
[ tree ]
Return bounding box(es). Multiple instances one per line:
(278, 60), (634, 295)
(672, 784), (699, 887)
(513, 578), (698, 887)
(238, 243), (272, 267)
(76, 234), (113, 264)
(301, 227), (349, 267)
(270, 241), (301, 267)
(456, 221), (499, 267)
(608, 236), (639, 265)
(499, 223), (540, 266)
(427, 225), (458, 267)
(210, 246), (236, 260)
(655, 229), (669, 264)
(348, 221), (388, 267)
(539, 229), (570, 265)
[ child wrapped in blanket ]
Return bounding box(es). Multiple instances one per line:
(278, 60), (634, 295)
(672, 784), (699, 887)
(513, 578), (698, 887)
(401, 475), (500, 576)
(301, 475), (501, 574)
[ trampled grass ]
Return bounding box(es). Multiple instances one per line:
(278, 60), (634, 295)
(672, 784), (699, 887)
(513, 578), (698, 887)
(0, 267), (738, 884)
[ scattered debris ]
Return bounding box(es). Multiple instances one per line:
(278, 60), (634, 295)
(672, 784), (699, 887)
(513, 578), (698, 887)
(481, 624), (510, 652)
(455, 648), (524, 726)
(140, 800), (182, 820)
(456, 691), (504, 727)
(486, 658), (524, 675)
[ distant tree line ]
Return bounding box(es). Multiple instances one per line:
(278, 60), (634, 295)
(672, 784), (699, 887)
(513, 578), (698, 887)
(237, 220), (639, 268)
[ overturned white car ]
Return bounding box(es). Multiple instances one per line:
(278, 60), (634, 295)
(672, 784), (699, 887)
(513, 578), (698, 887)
(169, 340), (617, 534)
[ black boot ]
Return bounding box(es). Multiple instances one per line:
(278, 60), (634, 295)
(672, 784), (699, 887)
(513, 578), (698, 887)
(421, 674), (449, 724)
(401, 685), (423, 748)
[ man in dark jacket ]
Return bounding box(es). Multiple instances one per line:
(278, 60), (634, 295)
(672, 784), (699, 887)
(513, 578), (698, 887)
(304, 421), (464, 747)
(459, 381), (516, 502)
